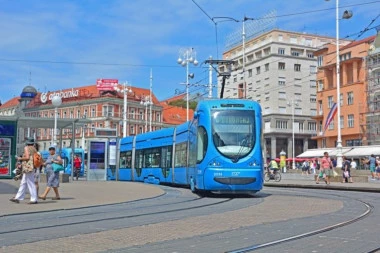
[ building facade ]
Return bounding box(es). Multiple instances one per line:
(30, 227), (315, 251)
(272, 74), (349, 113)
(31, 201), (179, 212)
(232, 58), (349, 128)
(312, 35), (376, 148)
(0, 84), (190, 152)
(219, 29), (341, 159)
(365, 31), (380, 145)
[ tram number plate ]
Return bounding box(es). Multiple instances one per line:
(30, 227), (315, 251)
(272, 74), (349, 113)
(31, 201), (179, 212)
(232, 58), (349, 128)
(232, 171), (240, 176)
(213, 172), (223, 177)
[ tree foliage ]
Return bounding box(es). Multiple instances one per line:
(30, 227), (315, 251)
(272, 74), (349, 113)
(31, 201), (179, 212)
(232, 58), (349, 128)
(168, 99), (197, 110)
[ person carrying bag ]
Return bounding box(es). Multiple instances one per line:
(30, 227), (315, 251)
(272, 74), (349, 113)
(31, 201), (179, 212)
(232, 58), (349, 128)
(9, 138), (38, 204)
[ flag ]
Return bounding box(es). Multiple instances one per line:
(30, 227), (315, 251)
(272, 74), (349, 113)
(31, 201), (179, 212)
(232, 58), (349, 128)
(323, 103), (337, 134)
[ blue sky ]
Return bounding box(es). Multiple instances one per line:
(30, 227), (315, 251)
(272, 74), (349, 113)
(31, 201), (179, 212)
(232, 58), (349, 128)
(0, 0), (379, 103)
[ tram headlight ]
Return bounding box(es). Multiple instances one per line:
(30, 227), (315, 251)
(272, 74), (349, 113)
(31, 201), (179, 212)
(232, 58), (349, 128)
(209, 160), (221, 166)
(249, 160), (258, 166)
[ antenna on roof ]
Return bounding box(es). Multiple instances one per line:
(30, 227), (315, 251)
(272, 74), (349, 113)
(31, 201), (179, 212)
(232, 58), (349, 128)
(29, 71), (32, 85)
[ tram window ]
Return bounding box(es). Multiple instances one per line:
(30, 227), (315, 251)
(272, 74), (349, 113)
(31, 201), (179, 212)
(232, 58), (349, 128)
(119, 151), (131, 168)
(135, 150), (143, 169)
(175, 143), (187, 167)
(143, 148), (160, 168)
(197, 126), (208, 163)
(161, 146), (172, 178)
(135, 150), (143, 177)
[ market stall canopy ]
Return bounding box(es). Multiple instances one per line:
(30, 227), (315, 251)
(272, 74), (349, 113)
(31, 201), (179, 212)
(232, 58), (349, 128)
(299, 146), (380, 158)
(343, 146), (380, 157)
(328, 147), (353, 156)
(297, 149), (333, 158)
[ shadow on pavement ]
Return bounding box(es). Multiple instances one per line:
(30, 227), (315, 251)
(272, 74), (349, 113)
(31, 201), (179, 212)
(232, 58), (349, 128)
(0, 181), (18, 194)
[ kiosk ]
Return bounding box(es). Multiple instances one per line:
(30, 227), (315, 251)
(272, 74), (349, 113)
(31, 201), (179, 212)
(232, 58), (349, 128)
(87, 139), (108, 181)
(0, 120), (17, 179)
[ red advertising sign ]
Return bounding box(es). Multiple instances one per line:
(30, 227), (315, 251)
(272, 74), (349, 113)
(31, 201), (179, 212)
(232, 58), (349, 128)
(96, 79), (118, 91)
(0, 168), (9, 175)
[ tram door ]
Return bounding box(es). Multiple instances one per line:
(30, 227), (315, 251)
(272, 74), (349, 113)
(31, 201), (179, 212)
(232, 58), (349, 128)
(87, 140), (108, 181)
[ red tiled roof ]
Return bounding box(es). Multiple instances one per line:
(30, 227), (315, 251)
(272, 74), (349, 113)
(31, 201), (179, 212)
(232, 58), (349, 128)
(0, 96), (20, 109)
(162, 104), (193, 125)
(160, 94), (186, 105)
(341, 35), (376, 50)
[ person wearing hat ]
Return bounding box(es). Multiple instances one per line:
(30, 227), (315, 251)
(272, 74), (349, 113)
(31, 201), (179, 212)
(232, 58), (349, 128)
(9, 138), (38, 204)
(38, 146), (62, 200)
(369, 154), (376, 180)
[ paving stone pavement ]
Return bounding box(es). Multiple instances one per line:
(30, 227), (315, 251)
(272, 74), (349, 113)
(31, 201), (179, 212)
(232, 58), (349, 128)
(0, 195), (343, 253)
(0, 179), (165, 216)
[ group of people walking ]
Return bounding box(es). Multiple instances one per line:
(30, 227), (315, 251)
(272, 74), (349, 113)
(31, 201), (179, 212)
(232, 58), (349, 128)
(9, 138), (62, 204)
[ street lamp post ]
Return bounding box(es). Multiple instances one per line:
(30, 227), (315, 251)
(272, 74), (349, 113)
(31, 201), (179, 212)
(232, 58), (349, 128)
(149, 69), (153, 132)
(51, 95), (62, 147)
(141, 96), (152, 133)
(288, 100), (299, 170)
(114, 82), (132, 137)
(81, 125), (86, 150)
(325, 0), (353, 169)
(177, 48), (198, 121)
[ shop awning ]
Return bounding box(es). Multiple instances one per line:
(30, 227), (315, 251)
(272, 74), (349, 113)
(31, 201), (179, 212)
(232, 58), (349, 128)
(328, 147), (353, 156)
(344, 146), (380, 157)
(297, 149), (333, 158)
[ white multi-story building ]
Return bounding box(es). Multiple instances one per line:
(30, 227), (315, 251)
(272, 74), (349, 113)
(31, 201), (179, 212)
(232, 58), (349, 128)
(219, 29), (341, 160)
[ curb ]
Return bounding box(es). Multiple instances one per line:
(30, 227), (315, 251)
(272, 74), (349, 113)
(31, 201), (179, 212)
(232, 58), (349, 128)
(264, 183), (380, 193)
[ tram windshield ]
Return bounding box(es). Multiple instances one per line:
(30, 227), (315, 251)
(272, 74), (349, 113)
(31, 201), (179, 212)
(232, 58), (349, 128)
(212, 110), (255, 161)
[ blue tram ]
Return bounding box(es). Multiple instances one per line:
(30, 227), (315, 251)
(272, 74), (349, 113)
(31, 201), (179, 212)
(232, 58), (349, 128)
(119, 99), (264, 194)
(41, 148), (85, 176)
(61, 148), (85, 176)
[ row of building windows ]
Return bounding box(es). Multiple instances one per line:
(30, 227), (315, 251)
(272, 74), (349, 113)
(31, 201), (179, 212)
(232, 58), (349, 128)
(326, 92), (354, 108)
(278, 47), (314, 59)
(324, 114), (355, 130)
(316, 50), (352, 67)
(245, 63), (316, 77)
(26, 105), (161, 122)
(273, 120), (317, 130)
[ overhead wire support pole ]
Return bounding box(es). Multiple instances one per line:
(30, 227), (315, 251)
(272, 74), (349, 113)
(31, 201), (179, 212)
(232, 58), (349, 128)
(242, 16), (246, 99)
(208, 56), (213, 98)
(149, 68), (153, 132)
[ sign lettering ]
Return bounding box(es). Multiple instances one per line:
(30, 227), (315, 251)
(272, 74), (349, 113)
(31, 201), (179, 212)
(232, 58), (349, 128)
(40, 88), (80, 103)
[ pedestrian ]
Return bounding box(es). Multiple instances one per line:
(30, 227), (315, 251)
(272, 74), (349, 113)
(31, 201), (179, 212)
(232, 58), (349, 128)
(376, 157), (380, 180)
(350, 159), (357, 170)
(73, 155), (81, 180)
(38, 146), (62, 200)
(319, 152), (333, 185)
(9, 138), (38, 204)
(369, 154), (376, 180)
(342, 156), (353, 183)
(301, 160), (309, 175)
(33, 142), (43, 195)
(310, 160), (316, 175)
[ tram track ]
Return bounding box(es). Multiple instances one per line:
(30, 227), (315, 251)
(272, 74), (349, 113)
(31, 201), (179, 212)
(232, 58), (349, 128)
(0, 189), (233, 236)
(226, 188), (374, 253)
